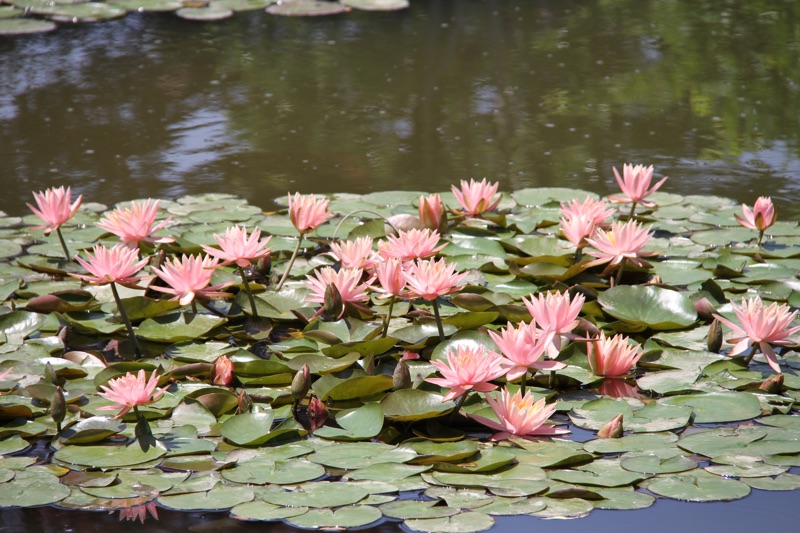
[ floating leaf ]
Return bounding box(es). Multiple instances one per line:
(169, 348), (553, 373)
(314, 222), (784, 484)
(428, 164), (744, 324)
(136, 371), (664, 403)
(382, 389), (455, 421)
(598, 285), (697, 330)
(404, 512), (495, 533)
(660, 391), (762, 423)
(137, 312), (227, 343)
(644, 470), (750, 502)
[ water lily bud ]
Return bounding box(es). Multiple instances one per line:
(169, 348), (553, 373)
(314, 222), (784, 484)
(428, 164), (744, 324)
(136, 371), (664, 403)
(323, 283), (345, 319)
(597, 414), (624, 439)
(237, 390), (252, 414)
(707, 319), (723, 353)
(759, 373), (784, 394)
(50, 387), (66, 429)
(393, 360), (411, 390)
(44, 362), (58, 385)
(291, 364), (311, 401)
(212, 355), (234, 387)
(307, 396), (328, 432)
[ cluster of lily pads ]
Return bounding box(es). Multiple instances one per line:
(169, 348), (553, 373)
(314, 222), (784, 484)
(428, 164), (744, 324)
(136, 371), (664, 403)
(1, 176), (800, 532)
(0, 0), (408, 36)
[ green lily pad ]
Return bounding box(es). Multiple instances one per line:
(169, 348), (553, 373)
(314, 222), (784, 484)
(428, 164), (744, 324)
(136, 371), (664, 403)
(548, 459), (645, 488)
(58, 417), (124, 445)
(598, 285), (697, 330)
(0, 17), (56, 35)
(592, 488), (656, 510)
(53, 443), (166, 469)
(379, 500), (461, 519)
(342, 0), (408, 10)
(158, 484), (254, 510)
(261, 481), (369, 508)
(137, 312), (226, 343)
(175, 4), (234, 20)
(266, 0), (348, 16)
(660, 391), (762, 423)
(112, 0), (183, 11)
(583, 432), (679, 454)
(404, 512), (495, 533)
(312, 372), (394, 401)
(744, 473), (800, 491)
(219, 411), (275, 446)
(382, 389), (455, 421)
(407, 440), (479, 465)
(308, 442), (417, 469)
(231, 501), (309, 521)
(620, 453), (698, 474)
(0, 470), (70, 507)
(0, 435), (30, 456)
(314, 403), (384, 441)
(223, 458), (325, 485)
(35, 2), (127, 21)
(347, 462), (432, 482)
(644, 470), (750, 502)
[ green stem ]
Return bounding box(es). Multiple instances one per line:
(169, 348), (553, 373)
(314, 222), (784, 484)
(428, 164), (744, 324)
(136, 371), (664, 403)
(56, 227), (71, 261)
(191, 300), (198, 314)
(757, 229), (765, 248)
(382, 295), (396, 338)
(110, 282), (142, 358)
(614, 258), (626, 286)
(549, 370), (556, 389)
(743, 344), (760, 365)
(275, 234), (304, 291)
(629, 201), (637, 220)
(432, 298), (445, 343)
(237, 265), (259, 317)
(447, 393), (468, 424)
(519, 371), (528, 396)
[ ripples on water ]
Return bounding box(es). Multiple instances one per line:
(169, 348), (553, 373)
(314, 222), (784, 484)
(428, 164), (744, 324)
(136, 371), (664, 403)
(1, 0), (800, 214)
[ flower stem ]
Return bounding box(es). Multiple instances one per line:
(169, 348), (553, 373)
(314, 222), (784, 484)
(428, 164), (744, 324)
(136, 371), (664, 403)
(382, 295), (396, 338)
(757, 229), (765, 248)
(191, 300), (198, 314)
(237, 265), (259, 317)
(519, 371), (528, 396)
(447, 393), (468, 424)
(110, 282), (142, 358)
(614, 258), (626, 286)
(275, 234), (304, 292)
(432, 298), (445, 343)
(629, 202), (638, 220)
(743, 344), (760, 365)
(56, 227), (71, 261)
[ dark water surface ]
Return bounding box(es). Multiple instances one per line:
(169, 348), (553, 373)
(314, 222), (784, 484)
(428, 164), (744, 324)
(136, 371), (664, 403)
(2, 0), (800, 531)
(2, 0), (800, 215)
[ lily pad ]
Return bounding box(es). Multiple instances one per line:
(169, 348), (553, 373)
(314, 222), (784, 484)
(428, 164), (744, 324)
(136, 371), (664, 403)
(598, 285), (697, 330)
(0, 18), (56, 35)
(137, 312), (227, 343)
(266, 0), (348, 16)
(644, 470), (750, 502)
(404, 512), (495, 533)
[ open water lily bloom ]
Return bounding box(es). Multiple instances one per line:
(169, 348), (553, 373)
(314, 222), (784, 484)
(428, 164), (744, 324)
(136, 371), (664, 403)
(451, 178), (502, 217)
(735, 196), (777, 232)
(522, 290), (585, 357)
(73, 244), (149, 287)
(608, 163), (667, 207)
(560, 197), (615, 226)
(585, 220), (656, 273)
(488, 322), (562, 381)
(470, 388), (568, 440)
(403, 257), (468, 301)
(712, 295), (800, 373)
(96, 199), (174, 249)
(587, 332), (643, 377)
(201, 226), (272, 268)
(151, 254), (230, 306)
(329, 236), (378, 270)
(27, 186), (82, 235)
(98, 369), (168, 419)
(304, 267), (371, 305)
(288, 192), (332, 234)
(378, 228), (446, 262)
(373, 257), (407, 298)
(425, 345), (505, 402)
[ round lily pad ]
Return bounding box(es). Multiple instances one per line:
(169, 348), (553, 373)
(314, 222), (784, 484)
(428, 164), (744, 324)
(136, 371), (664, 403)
(175, 5), (234, 20)
(112, 0), (183, 10)
(0, 470), (70, 507)
(342, 0), (408, 11)
(404, 512), (495, 533)
(660, 391), (762, 423)
(0, 18), (56, 35)
(231, 501), (309, 521)
(644, 470), (750, 502)
(620, 453), (698, 474)
(598, 285), (697, 330)
(260, 482), (369, 508)
(287, 505), (382, 529)
(54, 443), (166, 469)
(36, 2), (127, 21)
(266, 0), (348, 16)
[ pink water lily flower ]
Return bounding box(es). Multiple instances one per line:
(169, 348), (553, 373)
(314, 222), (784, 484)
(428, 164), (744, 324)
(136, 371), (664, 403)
(560, 197), (615, 226)
(488, 322), (562, 381)
(96, 199), (174, 249)
(560, 215), (599, 249)
(373, 257), (407, 298)
(609, 163), (667, 207)
(426, 345), (506, 402)
(451, 178), (502, 217)
(72, 244), (150, 287)
(735, 196), (777, 231)
(201, 226), (272, 268)
(712, 295), (800, 373)
(585, 220), (656, 274)
(470, 388), (568, 440)
(288, 193), (332, 234)
(98, 369), (168, 419)
(587, 332), (643, 377)
(523, 291), (585, 357)
(304, 267), (371, 305)
(378, 228), (446, 262)
(151, 254), (230, 306)
(403, 257), (468, 301)
(419, 193), (446, 232)
(27, 186), (82, 235)
(329, 237), (378, 270)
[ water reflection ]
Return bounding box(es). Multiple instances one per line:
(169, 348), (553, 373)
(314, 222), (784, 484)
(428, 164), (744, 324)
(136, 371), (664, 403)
(1, 0), (800, 215)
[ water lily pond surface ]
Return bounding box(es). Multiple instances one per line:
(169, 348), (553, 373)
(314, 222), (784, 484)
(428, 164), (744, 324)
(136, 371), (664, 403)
(3, 1), (800, 532)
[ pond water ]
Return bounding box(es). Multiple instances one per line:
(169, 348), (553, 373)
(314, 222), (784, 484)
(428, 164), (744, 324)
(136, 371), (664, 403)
(2, 0), (800, 531)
